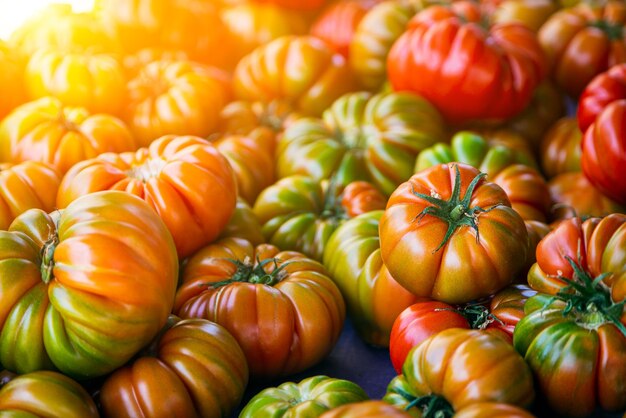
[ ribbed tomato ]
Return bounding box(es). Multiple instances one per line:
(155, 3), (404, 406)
(578, 63), (626, 132)
(0, 191), (178, 378)
(0, 97), (136, 174)
(174, 238), (345, 379)
(100, 317), (248, 418)
(57, 135), (237, 259)
(540, 117), (582, 179)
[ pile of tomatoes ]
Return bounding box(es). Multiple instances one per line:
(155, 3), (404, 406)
(0, 0), (624, 417)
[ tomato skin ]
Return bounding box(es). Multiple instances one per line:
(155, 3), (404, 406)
(381, 163), (528, 304)
(100, 317), (248, 418)
(319, 400), (413, 418)
(453, 403), (536, 418)
(252, 0), (328, 12)
(578, 63), (626, 132)
(219, 199), (265, 246)
(323, 211), (418, 347)
(174, 238), (345, 379)
(388, 3), (547, 124)
(490, 0), (559, 33)
(540, 117), (581, 179)
(0, 162), (61, 230)
(0, 371), (98, 417)
(240, 375), (368, 417)
(0, 191), (178, 379)
(0, 97), (136, 174)
(340, 181), (386, 218)
(0, 41), (26, 120)
(57, 135), (237, 259)
(581, 100), (626, 206)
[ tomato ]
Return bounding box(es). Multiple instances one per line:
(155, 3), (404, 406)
(388, 2), (547, 124)
(523, 220), (552, 275)
(219, 100), (299, 140)
(251, 0), (328, 12)
(121, 47), (189, 79)
(174, 238), (345, 378)
(389, 284), (535, 374)
(539, 117), (581, 179)
(0, 191), (178, 378)
(124, 60), (232, 147)
(0, 97), (136, 174)
(319, 400), (413, 418)
(100, 317), (248, 418)
(578, 63), (626, 132)
(219, 199), (265, 246)
(416, 131), (551, 222)
(380, 163), (528, 304)
(323, 211), (418, 347)
(517, 216), (626, 416)
(538, 0), (626, 98)
(340, 181), (387, 218)
(25, 50), (126, 116)
(384, 329), (535, 415)
(233, 36), (358, 116)
(311, 1), (379, 58)
(0, 41), (26, 120)
(549, 172), (625, 220)
(240, 376), (368, 417)
(0, 162), (61, 231)
(452, 403), (536, 418)
(278, 91), (446, 195)
(213, 129), (276, 205)
(581, 99), (626, 205)
(0, 371), (98, 417)
(490, 0), (559, 33)
(253, 176), (384, 261)
(100, 0), (234, 68)
(57, 135), (237, 259)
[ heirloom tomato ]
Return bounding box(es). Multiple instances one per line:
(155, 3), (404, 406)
(0, 191), (178, 378)
(0, 97), (135, 174)
(100, 317), (248, 418)
(385, 329), (535, 415)
(0, 162), (61, 231)
(121, 47), (189, 79)
(523, 220), (552, 275)
(124, 60), (231, 147)
(538, 0), (626, 98)
(517, 216), (626, 416)
(240, 375), (368, 417)
(57, 135), (237, 259)
(415, 131), (551, 222)
(323, 211), (418, 347)
(388, 1), (547, 124)
(219, 199), (265, 246)
(389, 284), (536, 373)
(539, 117), (581, 179)
(549, 172), (625, 220)
(452, 403), (536, 418)
(219, 100), (299, 141)
(174, 238), (345, 379)
(340, 181), (387, 217)
(578, 63), (626, 132)
(233, 36), (357, 116)
(25, 50), (125, 116)
(278, 91), (446, 195)
(380, 163), (529, 304)
(0, 41), (26, 120)
(253, 176), (385, 261)
(581, 100), (626, 205)
(319, 400), (413, 418)
(490, 0), (559, 33)
(0, 371), (98, 418)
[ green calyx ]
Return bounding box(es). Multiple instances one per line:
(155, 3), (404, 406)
(556, 256), (626, 337)
(439, 303), (505, 330)
(589, 20), (623, 41)
(395, 387), (454, 418)
(412, 164), (496, 253)
(40, 234), (59, 284)
(320, 178), (348, 222)
(208, 257), (289, 289)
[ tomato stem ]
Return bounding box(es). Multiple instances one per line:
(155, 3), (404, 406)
(40, 234), (59, 284)
(394, 386), (454, 418)
(589, 20), (623, 41)
(207, 257), (290, 289)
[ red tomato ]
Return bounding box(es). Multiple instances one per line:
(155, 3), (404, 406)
(578, 63), (626, 132)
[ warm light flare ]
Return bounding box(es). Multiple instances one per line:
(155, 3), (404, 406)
(0, 0), (95, 40)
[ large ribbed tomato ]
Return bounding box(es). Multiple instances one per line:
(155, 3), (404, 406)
(518, 215), (626, 416)
(233, 36), (357, 116)
(539, 1), (626, 98)
(581, 100), (626, 206)
(277, 91), (446, 195)
(25, 50), (126, 116)
(0, 41), (26, 120)
(578, 63), (626, 132)
(0, 162), (61, 230)
(0, 371), (98, 417)
(380, 163), (529, 304)
(173, 238), (345, 379)
(0, 97), (136, 174)
(100, 317), (248, 418)
(124, 60), (231, 147)
(57, 135), (237, 259)
(0, 191), (178, 378)
(388, 1), (547, 124)
(323, 211), (418, 347)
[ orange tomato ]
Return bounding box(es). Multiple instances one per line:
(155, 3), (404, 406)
(0, 41), (26, 120)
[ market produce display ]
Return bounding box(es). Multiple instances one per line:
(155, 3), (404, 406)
(0, 0), (624, 417)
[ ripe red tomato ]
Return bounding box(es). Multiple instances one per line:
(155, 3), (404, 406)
(578, 63), (626, 132)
